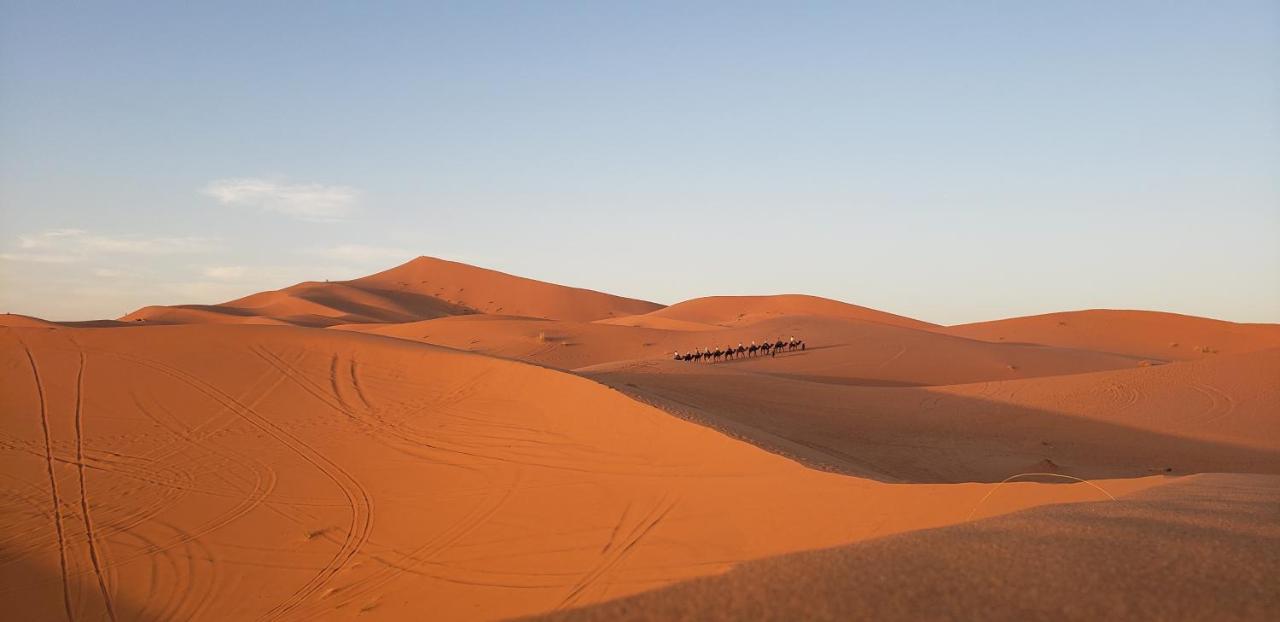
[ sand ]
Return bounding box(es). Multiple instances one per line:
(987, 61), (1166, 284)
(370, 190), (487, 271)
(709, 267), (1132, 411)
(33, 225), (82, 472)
(535, 473), (1280, 621)
(3, 258), (1277, 620)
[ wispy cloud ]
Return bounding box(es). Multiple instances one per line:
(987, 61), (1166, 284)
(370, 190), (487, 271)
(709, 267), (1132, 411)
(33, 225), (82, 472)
(311, 244), (415, 264)
(201, 265), (250, 280)
(2, 229), (219, 263)
(202, 178), (358, 222)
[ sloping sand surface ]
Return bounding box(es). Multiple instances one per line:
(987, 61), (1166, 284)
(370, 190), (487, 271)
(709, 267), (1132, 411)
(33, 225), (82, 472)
(350, 256), (663, 321)
(593, 314), (720, 332)
(635, 294), (938, 330)
(536, 473), (1280, 622)
(120, 256), (662, 327)
(946, 309), (1280, 360)
(0, 325), (1163, 621)
(340, 314), (1145, 385)
(583, 350), (1280, 482)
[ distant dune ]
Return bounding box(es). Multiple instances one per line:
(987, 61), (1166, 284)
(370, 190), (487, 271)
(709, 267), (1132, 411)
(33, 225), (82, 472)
(120, 256), (662, 326)
(3, 257), (1277, 620)
(945, 309), (1280, 360)
(634, 294), (939, 331)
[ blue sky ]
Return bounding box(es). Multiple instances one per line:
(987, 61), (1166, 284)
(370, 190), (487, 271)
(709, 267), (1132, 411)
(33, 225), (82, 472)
(2, 1), (1277, 323)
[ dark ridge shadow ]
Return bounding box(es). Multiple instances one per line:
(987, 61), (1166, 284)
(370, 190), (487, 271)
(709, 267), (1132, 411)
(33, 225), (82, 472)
(531, 474), (1280, 621)
(583, 370), (1280, 484)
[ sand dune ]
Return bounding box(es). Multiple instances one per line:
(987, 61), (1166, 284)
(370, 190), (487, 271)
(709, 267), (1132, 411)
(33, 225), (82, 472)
(340, 314), (1146, 386)
(945, 309), (1280, 360)
(633, 294), (939, 331)
(583, 349), (1280, 483)
(0, 325), (1163, 620)
(537, 473), (1280, 622)
(5, 258), (1277, 620)
(120, 256), (662, 326)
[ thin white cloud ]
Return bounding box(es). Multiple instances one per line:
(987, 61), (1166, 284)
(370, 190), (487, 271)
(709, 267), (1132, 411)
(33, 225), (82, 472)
(0, 252), (79, 264)
(202, 265), (250, 280)
(3, 229), (219, 263)
(203, 178), (358, 222)
(312, 244), (415, 264)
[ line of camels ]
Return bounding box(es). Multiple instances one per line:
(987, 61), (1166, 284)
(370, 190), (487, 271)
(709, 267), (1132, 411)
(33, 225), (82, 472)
(674, 337), (806, 362)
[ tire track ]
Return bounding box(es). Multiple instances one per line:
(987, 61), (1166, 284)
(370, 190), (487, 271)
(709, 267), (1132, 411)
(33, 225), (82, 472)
(72, 351), (117, 621)
(127, 345), (373, 621)
(558, 495), (678, 610)
(349, 359), (374, 411)
(14, 334), (74, 621)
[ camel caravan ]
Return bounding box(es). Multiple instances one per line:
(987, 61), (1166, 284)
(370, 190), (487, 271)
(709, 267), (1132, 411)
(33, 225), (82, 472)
(673, 337), (805, 363)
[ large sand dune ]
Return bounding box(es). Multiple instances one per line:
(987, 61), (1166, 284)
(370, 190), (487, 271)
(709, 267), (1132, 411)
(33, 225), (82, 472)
(120, 256), (662, 327)
(3, 258), (1277, 620)
(583, 349), (1280, 483)
(0, 325), (1159, 620)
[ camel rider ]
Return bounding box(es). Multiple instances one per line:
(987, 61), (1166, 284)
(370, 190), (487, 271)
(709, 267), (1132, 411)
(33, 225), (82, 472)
(673, 351), (681, 360)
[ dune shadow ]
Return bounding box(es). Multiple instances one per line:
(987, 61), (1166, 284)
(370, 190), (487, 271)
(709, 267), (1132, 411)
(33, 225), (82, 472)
(531, 474), (1280, 621)
(584, 370), (1280, 484)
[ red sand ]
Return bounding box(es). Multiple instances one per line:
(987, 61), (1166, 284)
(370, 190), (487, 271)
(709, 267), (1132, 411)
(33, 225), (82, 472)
(2, 258), (1276, 620)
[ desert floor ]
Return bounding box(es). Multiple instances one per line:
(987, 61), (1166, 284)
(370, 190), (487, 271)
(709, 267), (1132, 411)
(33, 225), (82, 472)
(3, 257), (1277, 620)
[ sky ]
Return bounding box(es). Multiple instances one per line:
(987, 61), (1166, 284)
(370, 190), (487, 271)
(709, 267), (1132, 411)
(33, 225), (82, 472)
(1, 1), (1277, 324)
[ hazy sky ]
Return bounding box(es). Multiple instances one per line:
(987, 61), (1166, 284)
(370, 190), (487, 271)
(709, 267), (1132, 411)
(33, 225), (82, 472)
(2, 1), (1277, 323)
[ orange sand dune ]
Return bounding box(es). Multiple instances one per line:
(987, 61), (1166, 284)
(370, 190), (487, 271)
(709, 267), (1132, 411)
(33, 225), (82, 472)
(1, 325), (1163, 621)
(120, 256), (662, 326)
(583, 349), (1280, 482)
(634, 294), (938, 331)
(538, 473), (1280, 622)
(350, 256), (663, 321)
(593, 314), (721, 332)
(945, 309), (1280, 360)
(341, 313), (1146, 386)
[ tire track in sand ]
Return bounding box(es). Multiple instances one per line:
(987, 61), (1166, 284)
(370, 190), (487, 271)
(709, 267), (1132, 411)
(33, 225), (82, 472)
(72, 350), (117, 620)
(14, 334), (74, 621)
(558, 495), (679, 610)
(100, 347), (372, 621)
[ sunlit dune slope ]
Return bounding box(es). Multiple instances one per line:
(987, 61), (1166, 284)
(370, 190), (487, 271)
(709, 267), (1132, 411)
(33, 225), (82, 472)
(583, 349), (1280, 482)
(119, 256), (662, 326)
(945, 309), (1280, 360)
(634, 294), (938, 330)
(1, 325), (1161, 621)
(351, 256), (663, 321)
(593, 314), (720, 331)
(339, 314), (1146, 385)
(537, 473), (1280, 622)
